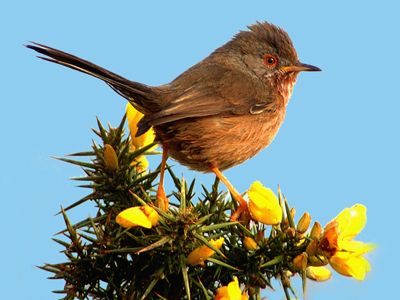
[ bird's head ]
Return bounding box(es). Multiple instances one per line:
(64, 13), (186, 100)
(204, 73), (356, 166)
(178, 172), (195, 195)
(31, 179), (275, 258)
(222, 21), (321, 103)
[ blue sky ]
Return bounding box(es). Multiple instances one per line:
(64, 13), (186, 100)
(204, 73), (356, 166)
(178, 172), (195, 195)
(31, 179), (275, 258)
(1, 1), (399, 299)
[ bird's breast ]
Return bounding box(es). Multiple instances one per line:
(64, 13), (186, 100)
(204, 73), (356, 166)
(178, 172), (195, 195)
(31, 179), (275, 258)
(155, 109), (286, 172)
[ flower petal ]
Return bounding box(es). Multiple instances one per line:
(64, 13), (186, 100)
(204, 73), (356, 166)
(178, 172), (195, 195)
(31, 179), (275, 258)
(319, 221), (340, 258)
(227, 277), (242, 299)
(215, 277), (245, 300)
(132, 155), (150, 173)
(126, 103), (156, 150)
(248, 181), (282, 225)
(329, 254), (370, 281)
(214, 286), (229, 300)
(306, 266), (332, 281)
(116, 206), (158, 229)
(142, 206), (159, 227)
(335, 204), (367, 241)
(103, 144), (118, 172)
(187, 237), (224, 266)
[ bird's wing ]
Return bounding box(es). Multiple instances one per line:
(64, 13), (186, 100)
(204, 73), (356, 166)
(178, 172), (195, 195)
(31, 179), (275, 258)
(143, 64), (276, 127)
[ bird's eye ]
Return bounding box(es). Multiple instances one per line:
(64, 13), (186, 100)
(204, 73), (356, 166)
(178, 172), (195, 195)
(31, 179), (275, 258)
(263, 54), (277, 67)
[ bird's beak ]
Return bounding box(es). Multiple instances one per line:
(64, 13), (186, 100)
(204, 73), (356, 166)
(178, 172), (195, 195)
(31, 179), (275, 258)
(279, 62), (322, 72)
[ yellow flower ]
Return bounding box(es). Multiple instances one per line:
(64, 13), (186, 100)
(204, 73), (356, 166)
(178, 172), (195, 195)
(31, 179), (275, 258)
(126, 103), (156, 150)
(334, 204), (367, 241)
(103, 144), (118, 172)
(187, 237), (224, 267)
(215, 277), (248, 300)
(329, 241), (377, 281)
(116, 206), (159, 229)
(306, 266), (332, 281)
(319, 204), (377, 281)
(248, 181), (282, 225)
(243, 237), (259, 251)
(132, 155), (149, 173)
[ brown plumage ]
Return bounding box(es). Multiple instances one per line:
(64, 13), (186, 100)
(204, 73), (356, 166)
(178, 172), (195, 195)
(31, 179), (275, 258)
(27, 21), (321, 217)
(26, 22), (320, 172)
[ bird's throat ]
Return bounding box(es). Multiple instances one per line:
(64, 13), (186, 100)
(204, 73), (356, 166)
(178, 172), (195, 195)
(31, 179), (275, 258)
(271, 72), (298, 106)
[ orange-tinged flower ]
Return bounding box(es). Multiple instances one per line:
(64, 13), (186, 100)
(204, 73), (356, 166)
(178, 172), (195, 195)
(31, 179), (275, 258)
(248, 181), (282, 225)
(306, 266), (332, 281)
(187, 237), (224, 267)
(126, 103), (156, 150)
(319, 204), (377, 281)
(319, 220), (340, 258)
(103, 144), (118, 172)
(320, 204), (367, 258)
(116, 206), (159, 229)
(215, 277), (248, 300)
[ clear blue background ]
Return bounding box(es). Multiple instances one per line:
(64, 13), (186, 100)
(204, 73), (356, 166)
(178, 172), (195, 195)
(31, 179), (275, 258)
(1, 1), (398, 299)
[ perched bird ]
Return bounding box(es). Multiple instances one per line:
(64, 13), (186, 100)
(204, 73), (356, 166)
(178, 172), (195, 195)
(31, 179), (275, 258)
(26, 21), (321, 217)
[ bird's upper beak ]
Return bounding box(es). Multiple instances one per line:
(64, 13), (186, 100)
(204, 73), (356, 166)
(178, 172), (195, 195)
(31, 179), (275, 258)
(279, 62), (322, 72)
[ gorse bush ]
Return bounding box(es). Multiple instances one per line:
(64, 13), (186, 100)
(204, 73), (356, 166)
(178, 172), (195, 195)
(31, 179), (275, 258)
(41, 107), (376, 300)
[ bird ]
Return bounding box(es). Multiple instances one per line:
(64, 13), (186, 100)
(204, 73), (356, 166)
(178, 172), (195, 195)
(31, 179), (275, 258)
(26, 21), (321, 218)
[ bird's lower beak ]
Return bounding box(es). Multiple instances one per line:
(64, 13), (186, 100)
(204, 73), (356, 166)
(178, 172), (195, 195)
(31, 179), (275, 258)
(279, 62), (322, 72)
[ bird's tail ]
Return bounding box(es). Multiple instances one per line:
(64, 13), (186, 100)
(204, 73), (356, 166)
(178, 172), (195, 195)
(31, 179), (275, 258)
(25, 42), (162, 119)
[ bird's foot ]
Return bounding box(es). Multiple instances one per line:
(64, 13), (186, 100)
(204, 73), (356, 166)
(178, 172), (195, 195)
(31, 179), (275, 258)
(156, 186), (169, 212)
(230, 197), (250, 223)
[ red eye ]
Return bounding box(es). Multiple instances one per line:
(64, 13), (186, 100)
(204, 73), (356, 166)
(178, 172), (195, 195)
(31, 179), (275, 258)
(263, 54), (277, 67)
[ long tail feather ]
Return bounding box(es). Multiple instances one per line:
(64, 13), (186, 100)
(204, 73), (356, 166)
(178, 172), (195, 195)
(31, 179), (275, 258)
(25, 42), (158, 112)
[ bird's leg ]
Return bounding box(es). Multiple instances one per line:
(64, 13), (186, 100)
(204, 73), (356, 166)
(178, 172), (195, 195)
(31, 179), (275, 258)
(210, 165), (249, 221)
(155, 143), (169, 212)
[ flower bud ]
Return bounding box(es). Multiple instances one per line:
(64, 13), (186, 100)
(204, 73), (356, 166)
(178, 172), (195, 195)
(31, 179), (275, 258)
(280, 275), (291, 288)
(306, 239), (319, 257)
(293, 253), (308, 271)
(309, 221), (321, 239)
(296, 212), (311, 234)
(286, 227), (296, 237)
(306, 266), (332, 281)
(243, 237), (259, 251)
(290, 206), (296, 219)
(307, 254), (329, 267)
(103, 144), (118, 172)
(283, 207), (296, 228)
(255, 229), (265, 242)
